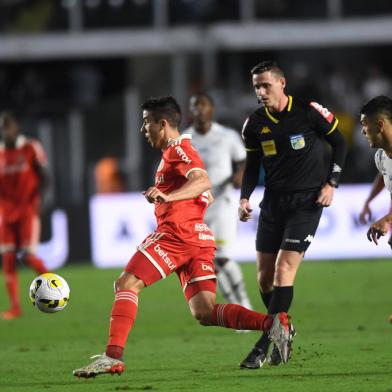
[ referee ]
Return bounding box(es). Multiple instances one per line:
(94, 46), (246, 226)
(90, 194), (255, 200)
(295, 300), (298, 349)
(238, 61), (347, 369)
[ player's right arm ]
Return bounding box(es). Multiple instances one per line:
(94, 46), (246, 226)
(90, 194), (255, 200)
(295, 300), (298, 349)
(144, 169), (211, 203)
(239, 116), (261, 222)
(359, 172), (385, 224)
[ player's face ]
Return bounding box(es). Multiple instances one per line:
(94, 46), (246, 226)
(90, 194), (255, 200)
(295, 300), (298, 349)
(252, 71), (285, 110)
(1, 118), (19, 146)
(140, 110), (166, 149)
(189, 96), (214, 124)
(360, 114), (383, 148)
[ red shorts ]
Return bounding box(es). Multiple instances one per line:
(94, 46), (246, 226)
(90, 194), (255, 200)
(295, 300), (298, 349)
(0, 212), (41, 254)
(125, 231), (216, 301)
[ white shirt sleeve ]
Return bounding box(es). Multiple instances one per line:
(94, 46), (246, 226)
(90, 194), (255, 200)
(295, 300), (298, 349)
(230, 130), (246, 162)
(374, 149), (384, 173)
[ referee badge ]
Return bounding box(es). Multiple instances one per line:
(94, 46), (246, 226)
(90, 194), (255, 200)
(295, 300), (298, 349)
(261, 140), (277, 156)
(290, 134), (305, 150)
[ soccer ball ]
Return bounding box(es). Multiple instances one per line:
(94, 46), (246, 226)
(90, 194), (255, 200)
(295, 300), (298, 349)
(29, 273), (70, 313)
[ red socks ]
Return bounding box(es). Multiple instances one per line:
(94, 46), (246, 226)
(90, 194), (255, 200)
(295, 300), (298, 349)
(106, 290), (139, 359)
(2, 252), (20, 311)
(23, 254), (48, 275)
(211, 304), (273, 331)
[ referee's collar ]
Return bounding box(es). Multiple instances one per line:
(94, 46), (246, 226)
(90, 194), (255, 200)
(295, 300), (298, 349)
(264, 95), (293, 124)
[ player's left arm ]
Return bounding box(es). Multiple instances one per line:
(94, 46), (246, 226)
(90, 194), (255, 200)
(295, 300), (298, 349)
(144, 169), (211, 203)
(309, 102), (348, 206)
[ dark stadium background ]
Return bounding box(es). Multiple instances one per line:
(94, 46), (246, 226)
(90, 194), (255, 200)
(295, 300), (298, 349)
(1, 0), (392, 262)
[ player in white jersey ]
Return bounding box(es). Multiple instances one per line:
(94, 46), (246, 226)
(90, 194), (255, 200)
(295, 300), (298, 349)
(184, 93), (252, 309)
(360, 96), (392, 243)
(360, 95), (392, 322)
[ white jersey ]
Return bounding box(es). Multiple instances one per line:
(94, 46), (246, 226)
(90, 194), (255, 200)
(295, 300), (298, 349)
(375, 149), (392, 193)
(184, 122), (246, 258)
(184, 122), (246, 198)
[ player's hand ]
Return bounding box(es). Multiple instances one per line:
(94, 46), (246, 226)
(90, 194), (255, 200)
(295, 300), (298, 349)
(316, 183), (334, 207)
(367, 217), (390, 245)
(238, 198), (252, 222)
(143, 187), (169, 203)
(359, 204), (372, 224)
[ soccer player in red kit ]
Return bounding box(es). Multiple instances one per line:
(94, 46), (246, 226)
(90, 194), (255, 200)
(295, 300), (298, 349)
(73, 96), (292, 378)
(0, 112), (49, 320)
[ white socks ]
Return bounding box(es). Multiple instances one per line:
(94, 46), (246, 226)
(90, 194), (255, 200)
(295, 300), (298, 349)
(216, 259), (252, 309)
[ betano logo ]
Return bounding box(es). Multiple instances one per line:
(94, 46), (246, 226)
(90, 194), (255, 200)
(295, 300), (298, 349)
(154, 244), (176, 270)
(260, 126), (271, 134)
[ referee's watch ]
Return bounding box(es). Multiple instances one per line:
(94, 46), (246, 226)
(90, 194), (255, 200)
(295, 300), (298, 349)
(327, 178), (338, 188)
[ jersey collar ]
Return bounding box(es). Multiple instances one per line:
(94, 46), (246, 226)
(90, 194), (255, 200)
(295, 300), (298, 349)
(264, 95), (293, 124)
(167, 133), (192, 147)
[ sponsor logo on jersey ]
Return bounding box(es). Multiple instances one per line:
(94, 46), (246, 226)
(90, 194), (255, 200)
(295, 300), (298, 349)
(260, 126), (271, 134)
(202, 263), (214, 273)
(1, 161), (28, 174)
(261, 140), (277, 156)
(310, 102), (334, 123)
(304, 235), (314, 243)
(194, 223), (210, 232)
(285, 238), (300, 243)
(198, 233), (215, 241)
(290, 134), (305, 150)
(332, 163), (342, 173)
(175, 146), (192, 164)
(154, 244), (176, 270)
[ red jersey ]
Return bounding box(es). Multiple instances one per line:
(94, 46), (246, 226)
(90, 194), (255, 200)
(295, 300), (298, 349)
(154, 134), (215, 248)
(0, 135), (47, 222)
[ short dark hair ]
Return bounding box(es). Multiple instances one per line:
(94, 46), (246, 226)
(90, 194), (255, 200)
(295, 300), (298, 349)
(141, 96), (182, 128)
(0, 111), (16, 130)
(250, 60), (285, 78)
(190, 92), (214, 107)
(361, 96), (392, 122)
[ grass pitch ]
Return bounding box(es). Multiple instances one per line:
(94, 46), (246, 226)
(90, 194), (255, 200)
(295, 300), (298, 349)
(1, 260), (392, 392)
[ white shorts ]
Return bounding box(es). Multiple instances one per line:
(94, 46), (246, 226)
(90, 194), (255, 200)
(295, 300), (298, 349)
(205, 194), (237, 259)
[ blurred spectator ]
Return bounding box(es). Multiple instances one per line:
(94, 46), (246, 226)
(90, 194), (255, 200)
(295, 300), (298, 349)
(94, 156), (125, 193)
(362, 65), (392, 102)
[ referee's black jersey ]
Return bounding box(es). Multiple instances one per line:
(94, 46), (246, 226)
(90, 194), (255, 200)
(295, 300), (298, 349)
(242, 95), (338, 192)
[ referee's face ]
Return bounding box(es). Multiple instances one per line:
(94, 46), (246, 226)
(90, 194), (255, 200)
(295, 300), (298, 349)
(360, 114), (383, 149)
(252, 71), (285, 111)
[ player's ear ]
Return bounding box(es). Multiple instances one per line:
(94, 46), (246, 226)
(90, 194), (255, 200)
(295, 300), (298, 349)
(280, 77), (286, 89)
(159, 119), (167, 130)
(377, 118), (385, 133)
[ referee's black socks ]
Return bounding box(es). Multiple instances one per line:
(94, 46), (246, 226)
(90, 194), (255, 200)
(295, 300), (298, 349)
(268, 285), (294, 314)
(255, 286), (293, 352)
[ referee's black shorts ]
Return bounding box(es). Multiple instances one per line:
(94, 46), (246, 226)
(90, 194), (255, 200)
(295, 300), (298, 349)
(256, 189), (323, 254)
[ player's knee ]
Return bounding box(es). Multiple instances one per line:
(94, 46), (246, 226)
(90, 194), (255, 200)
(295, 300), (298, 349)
(114, 273), (144, 293)
(275, 261), (291, 277)
(191, 307), (214, 326)
(274, 260), (298, 284)
(194, 311), (213, 326)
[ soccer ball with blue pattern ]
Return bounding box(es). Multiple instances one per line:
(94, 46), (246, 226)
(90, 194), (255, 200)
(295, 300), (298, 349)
(29, 273), (70, 313)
